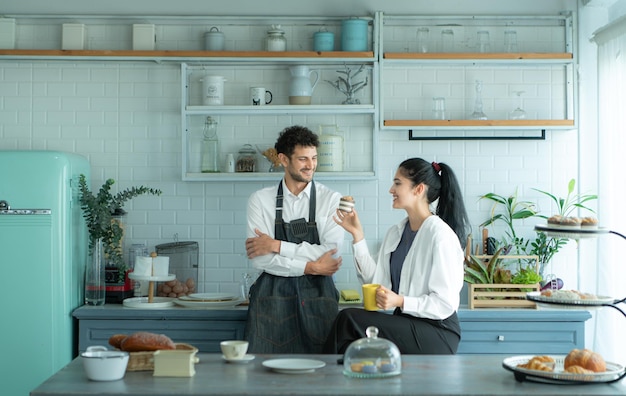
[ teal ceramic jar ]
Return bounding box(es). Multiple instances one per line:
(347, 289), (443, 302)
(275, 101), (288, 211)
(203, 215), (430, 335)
(313, 31), (334, 51)
(341, 18), (368, 51)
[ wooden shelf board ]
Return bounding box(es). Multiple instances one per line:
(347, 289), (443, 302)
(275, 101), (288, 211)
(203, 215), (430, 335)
(384, 119), (575, 127)
(384, 52), (572, 60)
(0, 49), (374, 59)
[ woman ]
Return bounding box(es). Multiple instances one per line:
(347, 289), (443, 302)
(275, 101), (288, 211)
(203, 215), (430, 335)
(324, 158), (470, 354)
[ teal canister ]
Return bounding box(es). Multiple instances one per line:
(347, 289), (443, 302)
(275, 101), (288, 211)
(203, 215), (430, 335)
(313, 30), (334, 51)
(341, 18), (368, 51)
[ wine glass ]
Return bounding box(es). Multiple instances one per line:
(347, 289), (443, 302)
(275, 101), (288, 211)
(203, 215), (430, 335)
(509, 91), (527, 120)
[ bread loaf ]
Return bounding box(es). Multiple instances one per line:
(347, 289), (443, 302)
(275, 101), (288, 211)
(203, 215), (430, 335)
(119, 331), (176, 352)
(564, 349), (606, 373)
(108, 334), (128, 349)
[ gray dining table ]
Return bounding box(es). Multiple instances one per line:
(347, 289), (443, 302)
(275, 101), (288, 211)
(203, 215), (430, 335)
(30, 353), (626, 396)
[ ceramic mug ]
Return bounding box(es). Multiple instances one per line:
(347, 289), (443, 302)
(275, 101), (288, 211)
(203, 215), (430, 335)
(220, 340), (249, 359)
(362, 283), (380, 311)
(250, 87), (272, 106)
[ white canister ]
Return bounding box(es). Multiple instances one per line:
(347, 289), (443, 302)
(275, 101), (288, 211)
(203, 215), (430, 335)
(201, 75), (226, 105)
(204, 27), (225, 51)
(317, 133), (343, 172)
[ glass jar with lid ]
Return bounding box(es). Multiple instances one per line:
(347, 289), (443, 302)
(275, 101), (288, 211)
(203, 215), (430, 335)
(236, 144), (257, 172)
(265, 24), (286, 52)
(342, 326), (402, 378)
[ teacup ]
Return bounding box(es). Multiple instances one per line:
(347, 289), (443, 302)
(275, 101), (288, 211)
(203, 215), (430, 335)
(220, 340), (249, 360)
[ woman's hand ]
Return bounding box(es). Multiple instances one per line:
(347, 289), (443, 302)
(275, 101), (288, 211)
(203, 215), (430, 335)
(376, 285), (404, 311)
(333, 208), (364, 243)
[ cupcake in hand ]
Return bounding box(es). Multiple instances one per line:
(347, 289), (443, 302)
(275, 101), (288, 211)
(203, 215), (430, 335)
(338, 196), (355, 212)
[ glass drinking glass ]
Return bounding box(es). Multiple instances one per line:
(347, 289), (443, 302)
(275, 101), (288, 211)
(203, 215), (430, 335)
(416, 27), (429, 53)
(432, 97), (446, 120)
(477, 30), (491, 53)
(441, 29), (454, 52)
(509, 90), (527, 120)
(504, 30), (518, 53)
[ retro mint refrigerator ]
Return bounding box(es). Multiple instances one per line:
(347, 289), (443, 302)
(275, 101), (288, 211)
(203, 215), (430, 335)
(0, 151), (90, 396)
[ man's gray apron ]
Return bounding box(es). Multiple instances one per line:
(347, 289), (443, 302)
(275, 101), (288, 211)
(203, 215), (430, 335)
(245, 181), (339, 353)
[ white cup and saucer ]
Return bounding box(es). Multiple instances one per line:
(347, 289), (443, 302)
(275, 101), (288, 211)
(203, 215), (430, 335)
(220, 340), (255, 364)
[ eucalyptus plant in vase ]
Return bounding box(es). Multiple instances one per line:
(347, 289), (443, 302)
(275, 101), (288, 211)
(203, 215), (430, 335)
(78, 174), (162, 304)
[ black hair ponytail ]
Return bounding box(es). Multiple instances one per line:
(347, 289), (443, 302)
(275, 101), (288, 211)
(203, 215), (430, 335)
(398, 158), (470, 247)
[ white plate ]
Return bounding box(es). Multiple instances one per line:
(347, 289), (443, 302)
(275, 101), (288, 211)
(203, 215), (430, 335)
(173, 297), (244, 308)
(503, 355), (625, 383)
(526, 291), (616, 308)
(122, 297), (175, 308)
(128, 273), (176, 282)
(534, 224), (609, 239)
(222, 354), (255, 364)
(262, 358), (326, 374)
(186, 293), (239, 301)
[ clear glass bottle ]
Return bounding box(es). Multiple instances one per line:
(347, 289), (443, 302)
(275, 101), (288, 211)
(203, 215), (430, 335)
(265, 25), (286, 52)
(201, 116), (220, 173)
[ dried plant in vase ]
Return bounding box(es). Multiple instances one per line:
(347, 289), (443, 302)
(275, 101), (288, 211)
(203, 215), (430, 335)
(325, 64), (368, 104)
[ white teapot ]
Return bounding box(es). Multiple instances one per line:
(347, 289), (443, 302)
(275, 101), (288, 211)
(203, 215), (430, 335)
(288, 65), (319, 105)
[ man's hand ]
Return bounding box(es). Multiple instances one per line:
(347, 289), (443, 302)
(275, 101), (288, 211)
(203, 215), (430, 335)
(246, 228), (280, 259)
(304, 249), (342, 276)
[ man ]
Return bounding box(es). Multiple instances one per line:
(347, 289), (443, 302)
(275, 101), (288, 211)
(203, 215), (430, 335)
(244, 125), (343, 353)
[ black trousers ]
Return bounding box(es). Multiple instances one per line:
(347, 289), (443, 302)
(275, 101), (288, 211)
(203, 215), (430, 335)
(324, 307), (461, 355)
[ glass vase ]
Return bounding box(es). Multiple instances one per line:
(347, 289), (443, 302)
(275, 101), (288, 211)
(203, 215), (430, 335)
(85, 238), (106, 305)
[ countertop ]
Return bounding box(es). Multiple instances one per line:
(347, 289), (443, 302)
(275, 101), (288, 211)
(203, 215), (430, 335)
(30, 353), (625, 396)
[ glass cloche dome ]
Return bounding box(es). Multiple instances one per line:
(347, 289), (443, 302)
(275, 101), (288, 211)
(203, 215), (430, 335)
(343, 326), (402, 378)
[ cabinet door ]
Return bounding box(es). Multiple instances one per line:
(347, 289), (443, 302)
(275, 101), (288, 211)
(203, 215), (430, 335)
(458, 320), (585, 355)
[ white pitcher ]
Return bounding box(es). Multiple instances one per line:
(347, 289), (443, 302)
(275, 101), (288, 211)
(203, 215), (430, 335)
(289, 65), (319, 105)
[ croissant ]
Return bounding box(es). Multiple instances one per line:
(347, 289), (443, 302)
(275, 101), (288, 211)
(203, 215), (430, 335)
(564, 365), (595, 374)
(518, 356), (555, 372)
(564, 349), (606, 373)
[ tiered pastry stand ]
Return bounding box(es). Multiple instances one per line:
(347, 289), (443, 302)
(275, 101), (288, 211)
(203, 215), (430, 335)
(123, 273), (176, 308)
(503, 225), (626, 384)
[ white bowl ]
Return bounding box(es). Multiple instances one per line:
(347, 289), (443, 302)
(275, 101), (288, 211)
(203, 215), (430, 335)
(81, 346), (129, 381)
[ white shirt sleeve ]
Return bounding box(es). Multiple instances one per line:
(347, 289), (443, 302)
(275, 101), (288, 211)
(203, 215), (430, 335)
(246, 182), (344, 277)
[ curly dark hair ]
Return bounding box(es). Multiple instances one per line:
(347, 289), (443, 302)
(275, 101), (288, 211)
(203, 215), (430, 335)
(274, 125), (319, 158)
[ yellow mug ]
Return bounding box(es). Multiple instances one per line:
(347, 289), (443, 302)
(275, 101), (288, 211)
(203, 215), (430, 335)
(362, 283), (380, 311)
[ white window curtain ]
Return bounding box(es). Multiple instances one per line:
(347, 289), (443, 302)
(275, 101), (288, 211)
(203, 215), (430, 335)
(591, 17), (626, 364)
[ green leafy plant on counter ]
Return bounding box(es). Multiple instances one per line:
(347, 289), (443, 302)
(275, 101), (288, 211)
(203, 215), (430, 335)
(78, 174), (162, 279)
(464, 248), (542, 285)
(480, 179), (597, 278)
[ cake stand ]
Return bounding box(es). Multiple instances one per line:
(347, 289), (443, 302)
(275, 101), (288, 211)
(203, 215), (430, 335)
(124, 273), (176, 308)
(505, 225), (626, 384)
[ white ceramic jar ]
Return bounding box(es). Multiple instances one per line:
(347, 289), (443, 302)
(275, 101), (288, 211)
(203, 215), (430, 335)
(200, 75), (226, 105)
(204, 27), (225, 51)
(265, 25), (286, 51)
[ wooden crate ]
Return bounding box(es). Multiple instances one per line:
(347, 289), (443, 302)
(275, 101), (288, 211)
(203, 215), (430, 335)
(469, 283), (540, 309)
(467, 254), (540, 309)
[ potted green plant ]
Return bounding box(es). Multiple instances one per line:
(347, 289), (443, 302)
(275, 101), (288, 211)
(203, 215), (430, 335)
(78, 175), (162, 277)
(480, 179), (597, 279)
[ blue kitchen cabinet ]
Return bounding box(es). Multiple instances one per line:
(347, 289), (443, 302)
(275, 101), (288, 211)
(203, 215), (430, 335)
(73, 306), (590, 355)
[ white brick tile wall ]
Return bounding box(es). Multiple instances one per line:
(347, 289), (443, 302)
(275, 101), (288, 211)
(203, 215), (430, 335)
(0, 16), (581, 294)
